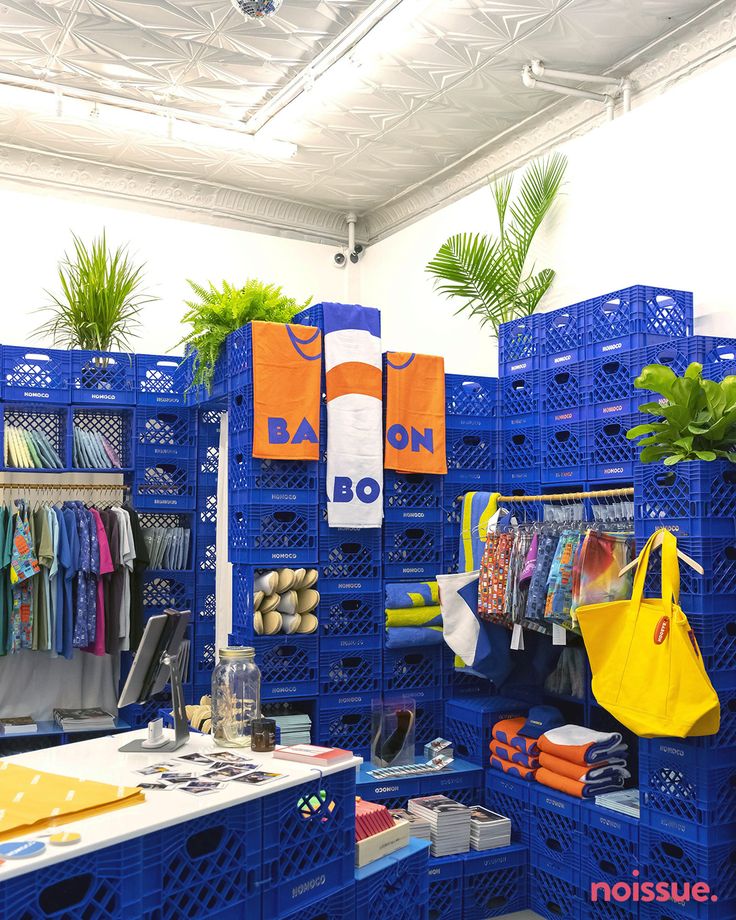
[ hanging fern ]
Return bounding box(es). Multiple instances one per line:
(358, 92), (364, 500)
(177, 279), (312, 393)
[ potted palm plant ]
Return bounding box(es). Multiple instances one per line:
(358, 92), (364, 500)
(35, 232), (155, 388)
(426, 153), (567, 335)
(177, 279), (312, 394)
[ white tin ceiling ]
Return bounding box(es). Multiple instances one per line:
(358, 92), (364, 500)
(0, 0), (725, 241)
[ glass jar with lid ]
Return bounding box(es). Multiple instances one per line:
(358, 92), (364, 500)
(211, 646), (261, 748)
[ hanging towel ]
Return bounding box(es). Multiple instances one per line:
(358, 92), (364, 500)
(492, 717), (539, 756)
(459, 492), (500, 572)
(385, 580), (439, 608)
(384, 352), (447, 474)
(323, 303), (383, 527)
(437, 570), (513, 686)
(489, 738), (540, 770)
(384, 626), (444, 648)
(538, 725), (627, 764)
(385, 607), (442, 627)
(538, 752), (630, 783)
(489, 757), (537, 781)
(535, 766), (626, 799)
(251, 321), (322, 461)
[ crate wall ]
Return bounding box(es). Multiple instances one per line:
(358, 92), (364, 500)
(463, 847), (528, 920)
(355, 840), (429, 920)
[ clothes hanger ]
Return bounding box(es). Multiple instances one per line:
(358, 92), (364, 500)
(618, 529), (704, 576)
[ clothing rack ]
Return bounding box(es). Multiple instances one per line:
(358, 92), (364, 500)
(497, 486), (634, 503)
(0, 481), (130, 492)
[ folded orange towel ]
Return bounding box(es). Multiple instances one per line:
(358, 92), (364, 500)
(252, 321), (322, 460)
(537, 725), (625, 765)
(538, 751), (626, 781)
(384, 353), (447, 474)
(535, 767), (586, 798)
(489, 755), (537, 781)
(490, 738), (540, 770)
(492, 717), (540, 756)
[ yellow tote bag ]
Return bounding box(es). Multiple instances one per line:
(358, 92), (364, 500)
(576, 529), (720, 739)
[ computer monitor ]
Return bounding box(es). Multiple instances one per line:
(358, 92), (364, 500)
(118, 609), (191, 753)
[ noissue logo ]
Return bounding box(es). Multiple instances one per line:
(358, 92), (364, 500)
(591, 872), (718, 906)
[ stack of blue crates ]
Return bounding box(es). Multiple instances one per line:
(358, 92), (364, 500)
(498, 316), (541, 494)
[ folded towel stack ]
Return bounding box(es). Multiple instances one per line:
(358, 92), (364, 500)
(384, 581), (444, 649)
(488, 717), (538, 781)
(535, 725), (630, 799)
(4, 425), (64, 469)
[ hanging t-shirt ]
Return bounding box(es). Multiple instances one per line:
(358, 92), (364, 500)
(100, 510), (122, 655)
(46, 506), (59, 658)
(53, 506), (70, 657)
(35, 505), (53, 653)
(123, 503), (148, 651)
(61, 506), (79, 660)
(70, 503), (91, 648)
(112, 507), (134, 651)
(9, 505), (39, 653)
(0, 506), (7, 656)
(84, 509), (113, 657)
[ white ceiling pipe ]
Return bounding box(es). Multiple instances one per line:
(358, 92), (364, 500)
(530, 59), (624, 90)
(347, 212), (357, 254)
(522, 65), (616, 121)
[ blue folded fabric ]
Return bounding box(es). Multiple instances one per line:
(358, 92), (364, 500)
(385, 581), (439, 609)
(384, 627), (444, 649)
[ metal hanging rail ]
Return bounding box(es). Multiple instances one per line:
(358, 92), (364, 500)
(0, 481), (130, 491)
(497, 486), (634, 503)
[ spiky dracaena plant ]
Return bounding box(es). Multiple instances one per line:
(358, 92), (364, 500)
(177, 279), (312, 392)
(35, 232), (154, 350)
(426, 153), (567, 335)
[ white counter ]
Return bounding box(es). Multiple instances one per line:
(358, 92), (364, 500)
(0, 730), (361, 881)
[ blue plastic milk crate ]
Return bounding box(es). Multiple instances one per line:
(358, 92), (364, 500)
(383, 646), (444, 699)
(586, 349), (645, 404)
(71, 407), (133, 469)
(320, 646), (383, 696)
(133, 453), (196, 510)
(135, 407), (196, 460)
(143, 571), (195, 614)
(427, 854), (463, 920)
(256, 635), (319, 700)
(446, 425), (497, 473)
(2, 403), (69, 470)
(261, 766), (355, 918)
(542, 362), (585, 413)
(71, 350), (136, 405)
(643, 334), (736, 381)
(384, 470), (443, 521)
(445, 373), (497, 419)
(639, 533), (736, 611)
(383, 521), (442, 580)
(580, 880), (638, 920)
(316, 692), (376, 758)
(639, 738), (736, 835)
(485, 771), (532, 843)
(229, 428), (319, 498)
(703, 337), (736, 381)
(189, 634), (216, 688)
(192, 576), (216, 637)
(194, 533), (217, 579)
(635, 460), (736, 537)
(688, 610), (736, 675)
(541, 419), (587, 484)
(587, 411), (638, 481)
(530, 785), (584, 874)
(499, 314), (540, 369)
(0, 836), (144, 920)
(500, 427), (540, 473)
(355, 840), (430, 920)
(319, 527), (382, 580)
(499, 368), (540, 418)
(445, 696), (528, 766)
(585, 285), (693, 354)
(141, 801), (261, 920)
(463, 846), (528, 920)
(319, 578), (383, 644)
(531, 860), (583, 920)
(279, 882), (356, 920)
(181, 344), (228, 403)
(3, 345), (70, 402)
(226, 322), (252, 389)
(540, 302), (587, 365)
(582, 802), (639, 882)
(229, 500), (318, 566)
(135, 354), (189, 407)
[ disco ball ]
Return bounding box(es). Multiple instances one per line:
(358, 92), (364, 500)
(231, 0), (283, 18)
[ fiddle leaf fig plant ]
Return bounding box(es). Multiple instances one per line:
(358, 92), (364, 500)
(626, 362), (736, 465)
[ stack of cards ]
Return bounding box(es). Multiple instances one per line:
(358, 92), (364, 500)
(469, 806), (512, 851)
(388, 808), (430, 841)
(408, 795), (470, 856)
(424, 738), (453, 761)
(355, 800), (395, 842)
(271, 713), (312, 745)
(135, 750), (283, 795)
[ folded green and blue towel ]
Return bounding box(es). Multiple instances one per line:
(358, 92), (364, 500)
(385, 581), (439, 608)
(384, 626), (444, 649)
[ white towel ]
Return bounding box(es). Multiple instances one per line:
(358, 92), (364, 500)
(323, 303), (383, 528)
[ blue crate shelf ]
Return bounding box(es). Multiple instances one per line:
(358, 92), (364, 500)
(133, 454), (196, 510)
(500, 427), (540, 474)
(485, 772), (532, 844)
(142, 802), (261, 920)
(229, 429), (319, 497)
(135, 407), (196, 460)
(71, 350), (136, 405)
(497, 481), (544, 523)
(135, 354), (189, 407)
(635, 460), (736, 537)
(499, 369), (540, 418)
(540, 303), (586, 366)
(499, 315), (540, 369)
(688, 610), (736, 675)
(279, 882), (355, 920)
(143, 570), (195, 613)
(254, 635), (319, 700)
(703, 337), (736, 381)
(355, 840), (430, 920)
(445, 374), (497, 419)
(586, 351), (645, 404)
(226, 323), (252, 389)
(319, 579), (383, 644)
(320, 528), (382, 580)
(120, 693), (173, 730)
(541, 420), (587, 484)
(585, 285), (693, 352)
(446, 425), (497, 473)
(71, 407), (133, 470)
(531, 858), (583, 920)
(582, 803), (639, 882)
(638, 533), (736, 609)
(587, 412), (639, 481)
(444, 696), (528, 766)
(639, 738), (736, 834)
(383, 521), (442, 581)
(463, 846), (528, 920)
(3, 345), (70, 402)
(1, 403), (69, 470)
(580, 878), (638, 920)
(427, 855), (463, 920)
(384, 470), (443, 521)
(316, 692), (378, 758)
(229, 501), (318, 566)
(262, 766), (355, 918)
(383, 646), (443, 699)
(320, 646), (382, 696)
(542, 363), (585, 414)
(530, 786), (584, 873)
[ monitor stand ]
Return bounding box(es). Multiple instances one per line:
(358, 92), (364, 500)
(119, 652), (191, 753)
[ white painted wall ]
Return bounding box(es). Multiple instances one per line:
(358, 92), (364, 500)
(0, 183), (347, 354)
(361, 51), (736, 375)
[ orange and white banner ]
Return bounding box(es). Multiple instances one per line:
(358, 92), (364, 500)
(384, 352), (447, 474)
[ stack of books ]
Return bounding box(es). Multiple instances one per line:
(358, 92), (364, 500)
(0, 716), (36, 735)
(595, 789), (640, 819)
(53, 708), (116, 732)
(469, 806), (512, 850)
(389, 808), (431, 841)
(408, 795), (471, 856)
